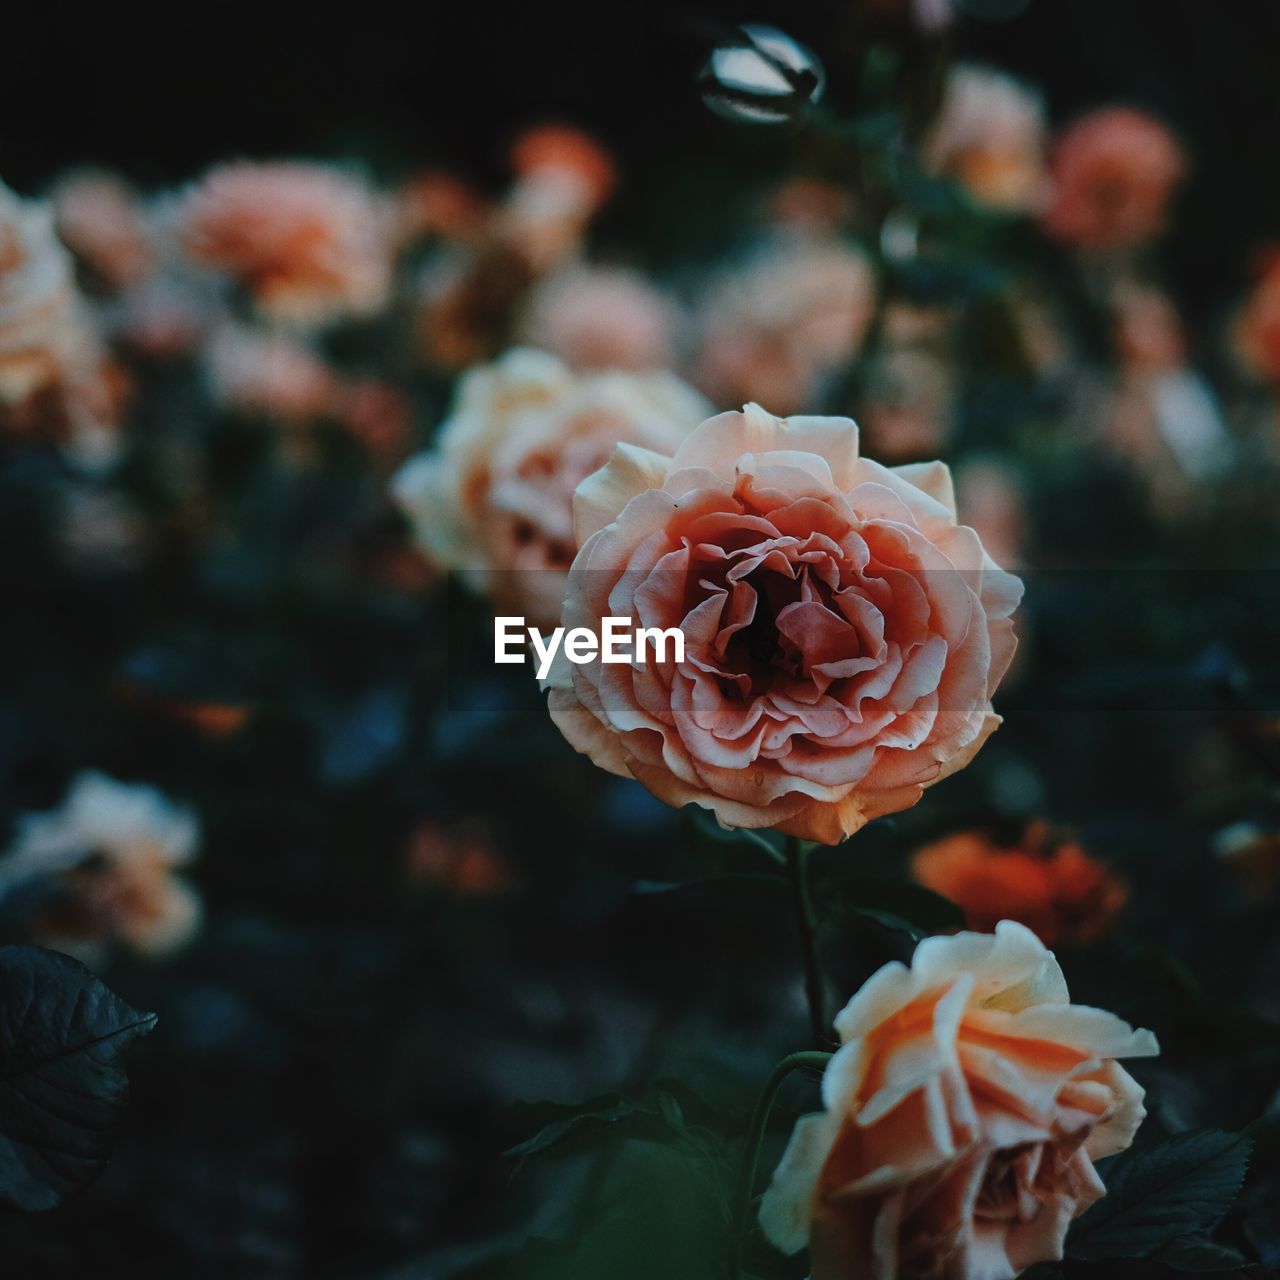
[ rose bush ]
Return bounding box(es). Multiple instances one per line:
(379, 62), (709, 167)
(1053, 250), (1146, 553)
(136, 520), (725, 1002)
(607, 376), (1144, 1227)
(547, 404), (1022, 843)
(760, 920), (1159, 1279)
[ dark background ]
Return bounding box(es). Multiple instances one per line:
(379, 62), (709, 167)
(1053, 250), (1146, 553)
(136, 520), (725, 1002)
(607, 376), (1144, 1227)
(6, 1), (1280, 313)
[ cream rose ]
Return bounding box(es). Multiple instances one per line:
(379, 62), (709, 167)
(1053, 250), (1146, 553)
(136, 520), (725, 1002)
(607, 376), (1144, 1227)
(0, 771), (202, 966)
(391, 348), (710, 627)
(546, 404), (1021, 843)
(760, 920), (1158, 1279)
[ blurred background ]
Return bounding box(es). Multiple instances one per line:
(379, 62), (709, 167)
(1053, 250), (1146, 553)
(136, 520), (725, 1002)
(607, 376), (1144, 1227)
(0, 1), (1278, 1277)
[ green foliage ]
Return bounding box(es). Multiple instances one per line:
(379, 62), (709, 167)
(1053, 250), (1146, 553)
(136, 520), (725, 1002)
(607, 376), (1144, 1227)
(0, 946), (156, 1211)
(1067, 1130), (1253, 1263)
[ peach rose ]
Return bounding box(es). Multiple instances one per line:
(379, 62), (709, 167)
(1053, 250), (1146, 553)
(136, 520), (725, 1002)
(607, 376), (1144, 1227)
(176, 161), (393, 326)
(760, 920), (1158, 1279)
(52, 169), (155, 290)
(0, 181), (123, 463)
(391, 348), (709, 626)
(696, 239), (876, 415)
(518, 266), (680, 372)
(206, 323), (338, 425)
(912, 822), (1127, 946)
(0, 771), (202, 967)
(498, 125), (615, 272)
(1042, 108), (1186, 253)
(547, 404), (1021, 843)
(923, 66), (1048, 213)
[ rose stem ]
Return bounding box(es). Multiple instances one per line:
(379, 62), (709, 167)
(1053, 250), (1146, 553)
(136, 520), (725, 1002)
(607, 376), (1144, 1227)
(727, 1050), (832, 1280)
(786, 835), (827, 1048)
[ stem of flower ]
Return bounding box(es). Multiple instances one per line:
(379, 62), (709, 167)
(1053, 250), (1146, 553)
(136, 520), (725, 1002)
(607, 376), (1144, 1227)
(728, 1049), (832, 1280)
(786, 835), (827, 1048)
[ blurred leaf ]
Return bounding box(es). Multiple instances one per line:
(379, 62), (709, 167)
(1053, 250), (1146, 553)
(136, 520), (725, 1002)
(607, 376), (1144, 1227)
(1159, 1235), (1249, 1272)
(506, 1086), (729, 1174)
(1067, 1130), (1252, 1261)
(821, 876), (966, 939)
(0, 945), (157, 1211)
(682, 808), (785, 865)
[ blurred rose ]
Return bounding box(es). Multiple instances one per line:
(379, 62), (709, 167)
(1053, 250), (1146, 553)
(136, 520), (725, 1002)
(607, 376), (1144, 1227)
(861, 348), (955, 464)
(394, 170), (490, 246)
(924, 65), (1048, 213)
(498, 125), (615, 272)
(761, 921), (1158, 1279)
(1043, 108), (1186, 253)
(391, 348), (709, 626)
(1214, 821), (1280, 901)
(407, 822), (512, 894)
(912, 821), (1127, 945)
(176, 161), (393, 326)
(696, 239), (876, 414)
(52, 170), (154, 290)
(518, 266), (680, 372)
(768, 177), (853, 238)
(548, 405), (1021, 843)
(333, 379), (413, 463)
(1234, 249), (1280, 384)
(954, 458), (1027, 570)
(206, 323), (337, 425)
(0, 181), (123, 462)
(0, 771), (202, 966)
(109, 276), (217, 359)
(416, 242), (536, 370)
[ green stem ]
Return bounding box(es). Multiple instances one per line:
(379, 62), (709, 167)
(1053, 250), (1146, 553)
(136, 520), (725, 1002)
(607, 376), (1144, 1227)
(728, 1050), (832, 1280)
(786, 836), (827, 1048)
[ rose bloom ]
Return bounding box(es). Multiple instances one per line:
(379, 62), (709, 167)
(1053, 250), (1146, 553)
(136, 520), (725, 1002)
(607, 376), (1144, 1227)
(394, 169), (490, 247)
(391, 348), (709, 627)
(0, 180), (89, 406)
(497, 125), (615, 272)
(1233, 249), (1280, 383)
(176, 161), (393, 326)
(518, 266), (680, 372)
(52, 169), (155, 290)
(547, 404), (1021, 843)
(0, 771), (202, 966)
(206, 323), (338, 425)
(760, 920), (1158, 1279)
(953, 459), (1027, 572)
(0, 182), (124, 462)
(697, 239), (876, 415)
(912, 822), (1127, 947)
(923, 65), (1048, 213)
(1042, 108), (1186, 253)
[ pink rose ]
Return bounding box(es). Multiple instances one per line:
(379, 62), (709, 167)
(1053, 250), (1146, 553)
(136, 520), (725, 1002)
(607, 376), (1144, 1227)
(1042, 108), (1186, 253)
(761, 921), (1158, 1279)
(547, 404), (1021, 843)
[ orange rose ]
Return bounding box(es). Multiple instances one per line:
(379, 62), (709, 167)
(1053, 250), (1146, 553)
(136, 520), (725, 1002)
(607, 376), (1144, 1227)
(547, 404), (1021, 843)
(912, 822), (1127, 946)
(760, 921), (1158, 1279)
(176, 161), (393, 326)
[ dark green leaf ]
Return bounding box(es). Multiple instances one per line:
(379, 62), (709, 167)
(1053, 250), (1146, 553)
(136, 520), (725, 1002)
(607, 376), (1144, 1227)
(822, 877), (966, 938)
(0, 945), (157, 1211)
(1067, 1130), (1252, 1261)
(1160, 1236), (1249, 1272)
(682, 808), (785, 864)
